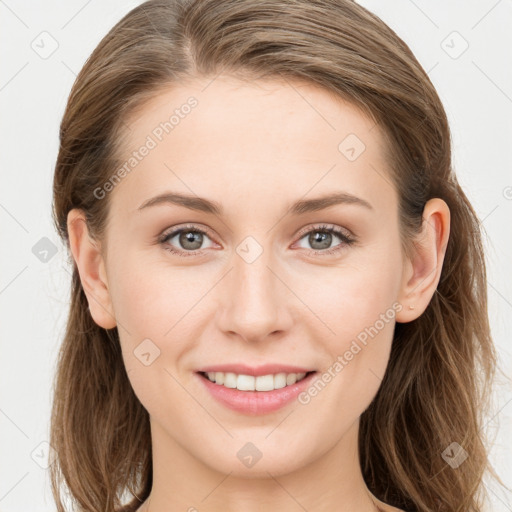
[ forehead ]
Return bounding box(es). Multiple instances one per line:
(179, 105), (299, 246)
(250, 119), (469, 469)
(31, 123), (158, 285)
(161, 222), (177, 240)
(109, 74), (395, 217)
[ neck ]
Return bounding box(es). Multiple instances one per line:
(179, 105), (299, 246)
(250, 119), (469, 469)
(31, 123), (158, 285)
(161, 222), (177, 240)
(138, 417), (383, 512)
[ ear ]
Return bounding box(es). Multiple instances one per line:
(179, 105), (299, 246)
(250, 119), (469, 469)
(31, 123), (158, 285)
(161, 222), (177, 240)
(67, 208), (117, 329)
(395, 198), (450, 323)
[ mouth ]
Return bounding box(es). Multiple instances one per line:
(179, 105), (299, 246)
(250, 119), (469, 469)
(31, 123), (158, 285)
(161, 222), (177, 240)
(197, 370), (316, 391)
(195, 369), (319, 415)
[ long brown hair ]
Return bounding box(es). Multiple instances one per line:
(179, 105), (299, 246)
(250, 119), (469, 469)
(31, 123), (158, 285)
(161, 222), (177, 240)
(50, 1), (506, 510)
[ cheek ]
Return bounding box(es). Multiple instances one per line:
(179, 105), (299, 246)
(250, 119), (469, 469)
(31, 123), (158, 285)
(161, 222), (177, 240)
(302, 289), (397, 425)
(109, 249), (184, 332)
(303, 246), (401, 397)
(111, 261), (194, 415)
(302, 247), (402, 340)
(109, 254), (210, 386)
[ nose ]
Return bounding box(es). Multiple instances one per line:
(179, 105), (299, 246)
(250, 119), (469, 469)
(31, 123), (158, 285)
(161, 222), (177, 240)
(216, 244), (293, 344)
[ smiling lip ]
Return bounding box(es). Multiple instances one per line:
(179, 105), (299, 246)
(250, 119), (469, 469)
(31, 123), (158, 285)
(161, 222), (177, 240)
(195, 366), (318, 415)
(195, 363), (314, 376)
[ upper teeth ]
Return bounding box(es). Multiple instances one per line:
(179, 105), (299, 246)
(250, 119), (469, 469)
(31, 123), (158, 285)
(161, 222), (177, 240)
(206, 372), (308, 391)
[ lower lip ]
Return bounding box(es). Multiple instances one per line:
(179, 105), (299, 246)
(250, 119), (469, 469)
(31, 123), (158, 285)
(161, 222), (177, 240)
(196, 371), (318, 415)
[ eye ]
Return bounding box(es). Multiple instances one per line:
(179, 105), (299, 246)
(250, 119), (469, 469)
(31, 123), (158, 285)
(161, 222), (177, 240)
(158, 223), (356, 258)
(294, 224), (356, 256)
(158, 224), (216, 257)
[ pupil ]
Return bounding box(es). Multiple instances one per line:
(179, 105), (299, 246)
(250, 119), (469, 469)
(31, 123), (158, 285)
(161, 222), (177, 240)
(180, 231), (202, 250)
(310, 231), (331, 250)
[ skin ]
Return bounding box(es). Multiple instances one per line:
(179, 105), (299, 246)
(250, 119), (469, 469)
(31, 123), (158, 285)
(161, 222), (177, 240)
(67, 74), (450, 512)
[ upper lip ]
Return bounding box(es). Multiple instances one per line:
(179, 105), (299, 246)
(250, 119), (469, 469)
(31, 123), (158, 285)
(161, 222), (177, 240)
(196, 363), (315, 377)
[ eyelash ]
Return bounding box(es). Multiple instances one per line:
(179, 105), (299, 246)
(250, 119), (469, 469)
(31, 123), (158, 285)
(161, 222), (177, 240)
(157, 223), (356, 258)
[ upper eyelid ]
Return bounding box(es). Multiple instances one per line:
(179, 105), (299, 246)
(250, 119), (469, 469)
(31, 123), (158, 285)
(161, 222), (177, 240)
(160, 223), (216, 241)
(295, 223), (353, 239)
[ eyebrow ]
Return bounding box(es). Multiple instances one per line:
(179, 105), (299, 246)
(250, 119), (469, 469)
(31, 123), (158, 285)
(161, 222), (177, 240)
(137, 191), (373, 215)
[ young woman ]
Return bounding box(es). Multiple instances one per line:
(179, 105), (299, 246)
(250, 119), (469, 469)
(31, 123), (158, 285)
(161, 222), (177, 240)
(50, 1), (503, 510)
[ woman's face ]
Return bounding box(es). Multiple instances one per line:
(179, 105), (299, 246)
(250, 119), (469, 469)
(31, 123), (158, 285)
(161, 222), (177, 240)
(84, 75), (416, 478)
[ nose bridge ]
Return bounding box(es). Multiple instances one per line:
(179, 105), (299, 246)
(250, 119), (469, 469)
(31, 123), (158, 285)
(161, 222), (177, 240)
(217, 235), (289, 342)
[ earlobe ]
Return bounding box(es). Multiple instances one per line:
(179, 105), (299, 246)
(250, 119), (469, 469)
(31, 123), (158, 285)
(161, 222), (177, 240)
(67, 208), (117, 329)
(395, 198), (450, 323)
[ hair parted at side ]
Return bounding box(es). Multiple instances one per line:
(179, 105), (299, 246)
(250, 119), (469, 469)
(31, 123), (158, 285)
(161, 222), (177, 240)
(51, 1), (505, 511)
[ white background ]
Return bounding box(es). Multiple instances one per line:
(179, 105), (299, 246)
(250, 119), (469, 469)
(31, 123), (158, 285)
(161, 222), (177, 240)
(1, 0), (511, 510)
